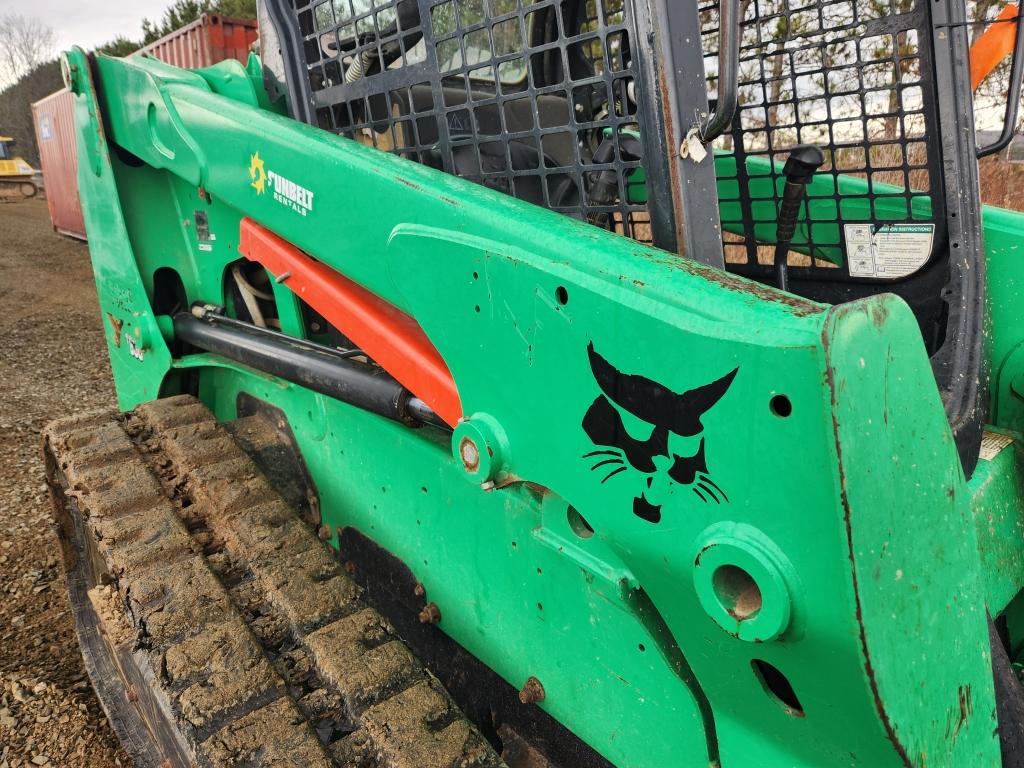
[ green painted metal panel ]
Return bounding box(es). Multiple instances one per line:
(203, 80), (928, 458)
(969, 429), (1024, 615)
(982, 204), (1024, 432)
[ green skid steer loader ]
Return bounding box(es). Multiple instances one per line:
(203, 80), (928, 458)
(43, 0), (1024, 764)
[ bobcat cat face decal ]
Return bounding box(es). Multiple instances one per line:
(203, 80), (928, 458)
(582, 343), (738, 523)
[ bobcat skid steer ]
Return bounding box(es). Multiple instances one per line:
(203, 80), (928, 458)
(43, 0), (1024, 764)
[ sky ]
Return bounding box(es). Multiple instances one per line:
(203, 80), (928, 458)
(1, 0), (173, 52)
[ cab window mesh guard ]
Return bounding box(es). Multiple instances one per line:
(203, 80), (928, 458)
(287, 0), (661, 242)
(702, 0), (946, 285)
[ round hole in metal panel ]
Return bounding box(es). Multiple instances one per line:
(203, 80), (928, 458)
(770, 394), (792, 418)
(712, 564), (763, 621)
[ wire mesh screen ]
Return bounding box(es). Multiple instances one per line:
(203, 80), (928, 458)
(291, 0), (656, 241)
(702, 0), (946, 282)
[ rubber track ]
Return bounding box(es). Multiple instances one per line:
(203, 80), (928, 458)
(0, 179), (38, 200)
(44, 395), (506, 768)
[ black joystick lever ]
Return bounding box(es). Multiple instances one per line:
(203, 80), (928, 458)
(774, 145), (825, 292)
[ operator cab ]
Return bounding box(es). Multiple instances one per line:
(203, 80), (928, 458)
(0, 137), (14, 161)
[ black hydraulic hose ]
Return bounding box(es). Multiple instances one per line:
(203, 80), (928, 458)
(700, 0), (741, 141)
(333, 0), (422, 79)
(586, 134), (643, 207)
(977, 11), (1024, 158)
(174, 311), (448, 430)
(370, 0), (424, 72)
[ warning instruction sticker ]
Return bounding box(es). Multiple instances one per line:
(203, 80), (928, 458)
(980, 431), (1014, 462)
(844, 223), (935, 279)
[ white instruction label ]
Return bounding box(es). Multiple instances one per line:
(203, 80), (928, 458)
(844, 223), (935, 278)
(980, 431), (1014, 462)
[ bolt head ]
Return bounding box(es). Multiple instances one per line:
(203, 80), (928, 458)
(418, 602), (442, 625)
(519, 676), (545, 705)
(451, 414), (507, 482)
(459, 437), (480, 471)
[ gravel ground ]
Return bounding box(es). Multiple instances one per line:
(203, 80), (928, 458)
(0, 200), (126, 767)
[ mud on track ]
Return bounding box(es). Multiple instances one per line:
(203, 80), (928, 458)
(44, 397), (504, 768)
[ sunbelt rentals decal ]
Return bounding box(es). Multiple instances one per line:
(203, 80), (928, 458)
(249, 152), (315, 216)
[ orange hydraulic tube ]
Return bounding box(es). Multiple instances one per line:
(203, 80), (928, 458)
(238, 218), (463, 427)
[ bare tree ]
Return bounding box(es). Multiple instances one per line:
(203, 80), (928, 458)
(0, 14), (57, 89)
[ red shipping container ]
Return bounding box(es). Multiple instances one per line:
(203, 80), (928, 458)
(139, 13), (260, 70)
(33, 14), (259, 240)
(32, 89), (83, 239)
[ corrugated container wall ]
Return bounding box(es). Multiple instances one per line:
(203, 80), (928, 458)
(33, 14), (259, 240)
(139, 14), (259, 70)
(32, 90), (83, 239)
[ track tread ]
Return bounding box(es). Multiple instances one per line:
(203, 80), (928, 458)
(45, 397), (506, 768)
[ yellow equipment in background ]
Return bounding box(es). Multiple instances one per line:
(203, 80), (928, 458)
(0, 136), (39, 200)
